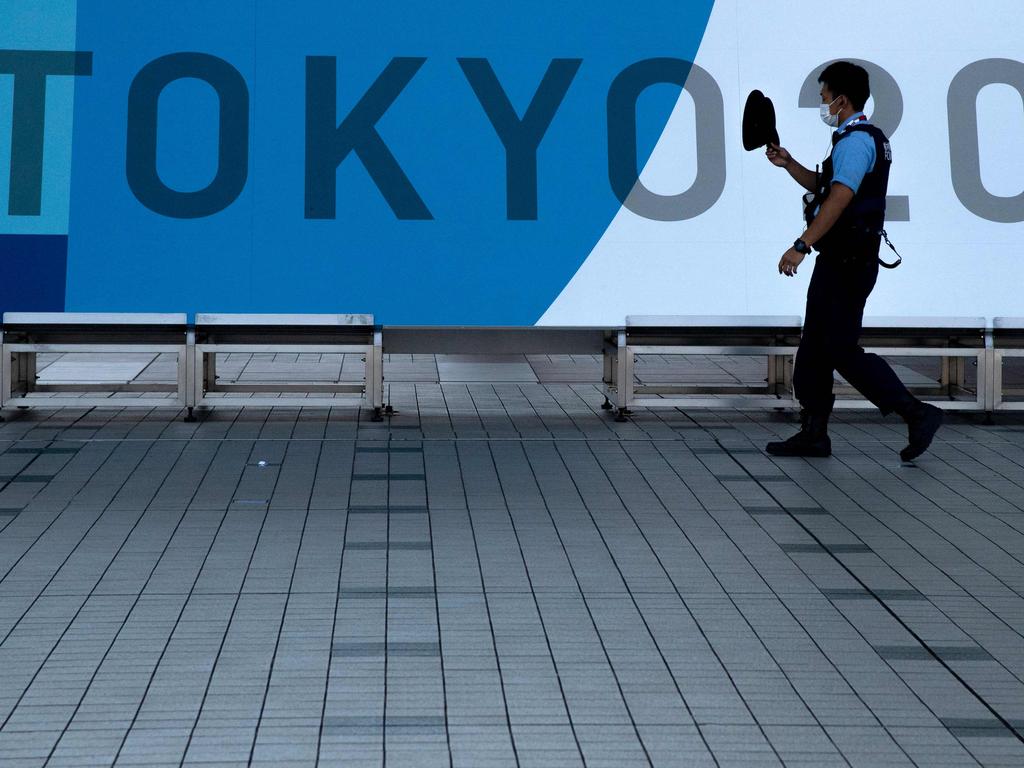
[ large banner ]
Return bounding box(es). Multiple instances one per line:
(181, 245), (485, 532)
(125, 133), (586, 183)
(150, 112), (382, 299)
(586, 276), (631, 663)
(2, 0), (1022, 324)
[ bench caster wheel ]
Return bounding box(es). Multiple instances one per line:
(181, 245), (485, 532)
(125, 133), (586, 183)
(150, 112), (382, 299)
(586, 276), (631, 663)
(384, 404), (396, 416)
(184, 407), (197, 423)
(614, 408), (630, 423)
(601, 397), (612, 410)
(984, 411), (994, 426)
(371, 407), (384, 422)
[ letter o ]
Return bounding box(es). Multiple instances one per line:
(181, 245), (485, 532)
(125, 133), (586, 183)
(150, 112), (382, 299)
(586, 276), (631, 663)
(126, 53), (249, 218)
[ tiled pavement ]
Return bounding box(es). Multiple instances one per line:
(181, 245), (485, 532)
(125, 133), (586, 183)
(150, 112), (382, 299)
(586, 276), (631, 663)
(1, 353), (1024, 767)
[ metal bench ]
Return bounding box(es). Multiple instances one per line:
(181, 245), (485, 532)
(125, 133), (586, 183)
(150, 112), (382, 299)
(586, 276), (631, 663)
(0, 312), (191, 416)
(609, 315), (992, 419)
(845, 316), (989, 411)
(990, 317), (1024, 412)
(192, 314), (383, 419)
(606, 316), (802, 420)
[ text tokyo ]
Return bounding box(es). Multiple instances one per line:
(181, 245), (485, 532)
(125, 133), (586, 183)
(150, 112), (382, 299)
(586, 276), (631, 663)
(2, 51), (1022, 223)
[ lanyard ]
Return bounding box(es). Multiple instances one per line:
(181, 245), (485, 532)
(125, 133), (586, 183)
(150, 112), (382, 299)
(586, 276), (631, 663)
(824, 114), (869, 163)
(839, 114), (869, 132)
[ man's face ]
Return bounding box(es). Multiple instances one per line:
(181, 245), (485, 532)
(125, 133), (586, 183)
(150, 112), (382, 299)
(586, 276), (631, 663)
(820, 85), (842, 114)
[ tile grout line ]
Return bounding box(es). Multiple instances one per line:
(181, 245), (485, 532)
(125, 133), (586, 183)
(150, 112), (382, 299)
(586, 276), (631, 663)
(246, 438), (320, 764)
(482, 389), (656, 766)
(174, 438), (281, 766)
(717, 438), (1024, 747)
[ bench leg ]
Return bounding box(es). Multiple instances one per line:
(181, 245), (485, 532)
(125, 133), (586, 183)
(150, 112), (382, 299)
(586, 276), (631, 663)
(768, 352), (791, 398)
(184, 406), (197, 423)
(179, 340), (193, 414)
(384, 375), (397, 415)
(26, 352), (36, 394)
(989, 349), (1003, 417)
(190, 351), (213, 411)
(615, 331), (631, 413)
(980, 331), (996, 417)
(939, 355), (967, 398)
(10, 352), (36, 397)
(951, 355), (966, 397)
(0, 340), (8, 414)
(613, 332), (633, 422)
(367, 335), (382, 423)
(204, 352), (217, 392)
(602, 341), (614, 409)
(601, 348), (614, 409)
(5, 351), (36, 413)
(373, 332), (384, 411)
(364, 331), (384, 416)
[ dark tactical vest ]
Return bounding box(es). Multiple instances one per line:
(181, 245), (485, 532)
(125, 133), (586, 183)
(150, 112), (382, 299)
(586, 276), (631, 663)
(804, 122), (891, 255)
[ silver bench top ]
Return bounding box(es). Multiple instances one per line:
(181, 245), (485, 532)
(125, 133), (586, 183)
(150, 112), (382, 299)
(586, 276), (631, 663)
(3, 312), (188, 325)
(384, 325), (611, 332)
(861, 316), (987, 330)
(626, 315), (802, 328)
(993, 317), (1024, 330)
(195, 313), (373, 326)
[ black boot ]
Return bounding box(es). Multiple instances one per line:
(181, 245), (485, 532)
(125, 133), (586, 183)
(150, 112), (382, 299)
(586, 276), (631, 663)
(766, 403), (832, 458)
(897, 399), (943, 462)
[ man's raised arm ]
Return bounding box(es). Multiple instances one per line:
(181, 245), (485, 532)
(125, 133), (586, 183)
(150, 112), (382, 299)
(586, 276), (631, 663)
(765, 143), (816, 192)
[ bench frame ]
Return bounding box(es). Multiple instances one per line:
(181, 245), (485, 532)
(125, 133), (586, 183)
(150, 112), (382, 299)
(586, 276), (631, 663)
(836, 319), (990, 412)
(0, 314), (1008, 420)
(607, 316), (992, 419)
(604, 317), (803, 420)
(990, 319), (1024, 412)
(192, 314), (383, 420)
(0, 313), (192, 413)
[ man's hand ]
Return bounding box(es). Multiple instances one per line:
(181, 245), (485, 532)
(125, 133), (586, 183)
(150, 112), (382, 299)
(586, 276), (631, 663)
(767, 143), (816, 191)
(765, 142), (791, 168)
(778, 247), (805, 277)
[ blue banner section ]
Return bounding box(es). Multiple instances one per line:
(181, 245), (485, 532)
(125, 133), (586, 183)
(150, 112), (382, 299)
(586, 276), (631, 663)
(61, 1), (714, 323)
(0, 234), (67, 314)
(0, 0), (79, 237)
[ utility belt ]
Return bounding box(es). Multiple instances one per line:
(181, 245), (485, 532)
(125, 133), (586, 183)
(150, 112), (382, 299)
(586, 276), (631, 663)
(802, 192), (902, 269)
(818, 245), (880, 268)
(840, 225), (903, 269)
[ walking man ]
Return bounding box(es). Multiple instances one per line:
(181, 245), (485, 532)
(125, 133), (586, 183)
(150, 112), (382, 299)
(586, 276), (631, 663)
(765, 61), (942, 461)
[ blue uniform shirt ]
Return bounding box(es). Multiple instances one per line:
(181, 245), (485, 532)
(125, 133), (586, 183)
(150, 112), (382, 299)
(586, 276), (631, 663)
(830, 112), (876, 193)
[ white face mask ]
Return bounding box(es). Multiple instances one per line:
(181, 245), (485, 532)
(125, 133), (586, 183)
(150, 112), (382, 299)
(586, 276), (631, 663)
(820, 96), (841, 127)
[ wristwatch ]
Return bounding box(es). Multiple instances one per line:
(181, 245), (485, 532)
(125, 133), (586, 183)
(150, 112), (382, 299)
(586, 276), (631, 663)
(793, 238), (812, 255)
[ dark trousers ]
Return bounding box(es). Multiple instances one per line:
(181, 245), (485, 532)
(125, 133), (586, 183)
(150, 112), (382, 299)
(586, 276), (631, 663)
(793, 250), (914, 415)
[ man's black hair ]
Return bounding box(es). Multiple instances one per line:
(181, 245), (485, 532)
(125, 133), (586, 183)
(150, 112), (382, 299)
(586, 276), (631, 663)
(818, 61), (870, 111)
